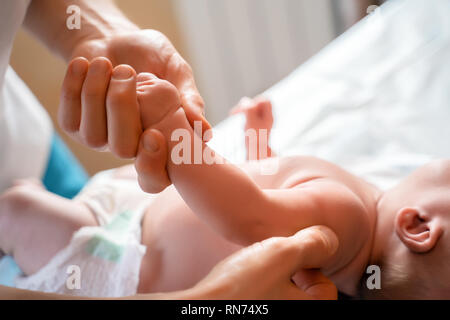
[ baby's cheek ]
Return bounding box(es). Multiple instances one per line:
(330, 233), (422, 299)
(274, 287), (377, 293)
(137, 82), (181, 129)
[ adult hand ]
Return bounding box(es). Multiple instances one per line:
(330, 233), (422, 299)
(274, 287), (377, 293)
(187, 225), (339, 300)
(58, 29), (210, 160)
(0, 226), (338, 300)
(25, 0), (207, 192)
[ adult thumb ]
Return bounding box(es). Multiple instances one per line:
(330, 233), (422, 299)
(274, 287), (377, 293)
(286, 226), (339, 273)
(135, 128), (171, 194)
(179, 88), (212, 140)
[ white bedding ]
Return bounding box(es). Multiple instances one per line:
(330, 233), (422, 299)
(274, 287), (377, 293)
(209, 0), (450, 190)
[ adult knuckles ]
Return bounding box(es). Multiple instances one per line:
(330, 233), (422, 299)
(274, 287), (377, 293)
(78, 130), (107, 150)
(58, 113), (79, 134)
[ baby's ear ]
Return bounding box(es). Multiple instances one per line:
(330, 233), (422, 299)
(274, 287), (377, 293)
(395, 207), (443, 253)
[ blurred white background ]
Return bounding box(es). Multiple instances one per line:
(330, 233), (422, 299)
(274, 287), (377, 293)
(173, 0), (384, 124)
(174, 0), (336, 124)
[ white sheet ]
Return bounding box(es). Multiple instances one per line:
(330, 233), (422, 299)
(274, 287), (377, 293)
(209, 0), (450, 190)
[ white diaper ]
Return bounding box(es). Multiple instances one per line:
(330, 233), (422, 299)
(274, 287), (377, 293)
(15, 169), (155, 297)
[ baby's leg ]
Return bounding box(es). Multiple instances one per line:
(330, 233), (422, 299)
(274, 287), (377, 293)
(0, 183), (97, 275)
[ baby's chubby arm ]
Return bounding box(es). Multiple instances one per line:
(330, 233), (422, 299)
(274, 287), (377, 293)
(133, 73), (345, 247)
(61, 59), (364, 259)
(101, 68), (366, 262)
(132, 73), (268, 243)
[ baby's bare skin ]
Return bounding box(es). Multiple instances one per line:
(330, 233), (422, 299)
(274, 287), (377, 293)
(136, 155), (380, 295)
(3, 62), (447, 299)
(0, 67), (381, 297)
(113, 96), (377, 294)
(130, 73), (381, 296)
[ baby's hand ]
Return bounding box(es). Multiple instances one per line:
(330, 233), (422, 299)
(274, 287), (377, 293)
(136, 73), (182, 129)
(230, 96), (273, 132)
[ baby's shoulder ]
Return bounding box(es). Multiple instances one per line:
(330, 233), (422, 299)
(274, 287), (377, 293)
(277, 155), (362, 187)
(282, 156), (375, 219)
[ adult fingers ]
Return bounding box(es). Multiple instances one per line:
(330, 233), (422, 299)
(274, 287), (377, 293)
(288, 225), (339, 271)
(254, 226), (339, 277)
(79, 57), (112, 149)
(291, 269), (338, 300)
(106, 65), (142, 159)
(58, 57), (89, 135)
(135, 129), (171, 193)
(181, 89), (212, 136)
(264, 226), (339, 300)
(165, 53), (212, 138)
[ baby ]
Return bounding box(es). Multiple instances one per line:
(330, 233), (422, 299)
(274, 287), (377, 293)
(0, 64), (449, 299)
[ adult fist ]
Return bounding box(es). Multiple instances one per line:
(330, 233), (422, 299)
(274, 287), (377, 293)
(59, 29), (210, 159)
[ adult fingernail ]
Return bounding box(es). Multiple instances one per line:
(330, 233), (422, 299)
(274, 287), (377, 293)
(112, 65), (134, 80)
(143, 131), (160, 152)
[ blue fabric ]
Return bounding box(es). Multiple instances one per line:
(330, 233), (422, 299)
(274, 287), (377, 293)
(42, 133), (89, 199)
(0, 256), (22, 287)
(0, 133), (89, 287)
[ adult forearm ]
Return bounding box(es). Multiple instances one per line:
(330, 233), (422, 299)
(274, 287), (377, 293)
(0, 285), (209, 300)
(24, 0), (138, 61)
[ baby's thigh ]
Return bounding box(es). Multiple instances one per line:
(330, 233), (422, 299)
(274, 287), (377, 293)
(0, 184), (97, 275)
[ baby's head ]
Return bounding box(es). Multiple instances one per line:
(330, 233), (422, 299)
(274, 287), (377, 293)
(363, 159), (450, 299)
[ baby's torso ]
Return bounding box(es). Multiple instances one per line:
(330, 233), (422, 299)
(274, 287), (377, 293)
(133, 156), (379, 296)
